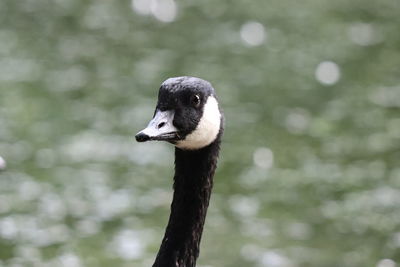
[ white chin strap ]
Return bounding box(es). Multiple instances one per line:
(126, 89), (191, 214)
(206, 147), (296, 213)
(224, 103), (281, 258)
(176, 96), (221, 150)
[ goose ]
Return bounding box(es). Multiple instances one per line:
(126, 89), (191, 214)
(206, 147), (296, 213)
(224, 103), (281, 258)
(135, 76), (224, 267)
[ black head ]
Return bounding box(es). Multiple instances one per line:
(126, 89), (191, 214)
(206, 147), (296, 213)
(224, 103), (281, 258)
(135, 76), (222, 150)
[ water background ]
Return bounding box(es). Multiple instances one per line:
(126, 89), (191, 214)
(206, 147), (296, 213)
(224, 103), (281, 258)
(0, 1), (400, 266)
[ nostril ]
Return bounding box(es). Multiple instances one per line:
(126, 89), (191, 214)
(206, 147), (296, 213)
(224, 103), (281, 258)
(158, 122), (166, 129)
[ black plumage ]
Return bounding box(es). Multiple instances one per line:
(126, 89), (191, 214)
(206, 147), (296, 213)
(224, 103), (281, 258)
(136, 77), (224, 267)
(153, 127), (223, 267)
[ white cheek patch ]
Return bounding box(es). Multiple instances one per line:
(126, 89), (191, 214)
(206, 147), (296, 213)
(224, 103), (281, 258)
(176, 96), (221, 150)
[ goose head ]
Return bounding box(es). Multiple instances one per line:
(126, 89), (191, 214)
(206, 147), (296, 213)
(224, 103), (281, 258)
(135, 76), (222, 150)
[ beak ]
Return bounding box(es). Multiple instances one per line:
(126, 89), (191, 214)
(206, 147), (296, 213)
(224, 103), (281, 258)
(135, 110), (179, 142)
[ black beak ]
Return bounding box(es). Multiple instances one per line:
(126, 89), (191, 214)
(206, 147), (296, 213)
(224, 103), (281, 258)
(135, 110), (179, 143)
(135, 132), (150, 142)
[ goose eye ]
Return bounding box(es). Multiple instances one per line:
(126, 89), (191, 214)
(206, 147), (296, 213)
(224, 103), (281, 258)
(191, 94), (201, 108)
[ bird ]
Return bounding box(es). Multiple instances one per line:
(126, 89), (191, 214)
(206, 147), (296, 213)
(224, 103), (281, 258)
(135, 76), (224, 267)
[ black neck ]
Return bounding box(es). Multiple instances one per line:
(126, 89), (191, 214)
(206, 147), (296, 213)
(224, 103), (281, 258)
(152, 132), (222, 267)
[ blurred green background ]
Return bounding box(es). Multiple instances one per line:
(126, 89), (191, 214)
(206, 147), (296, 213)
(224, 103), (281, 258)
(1, 0), (400, 266)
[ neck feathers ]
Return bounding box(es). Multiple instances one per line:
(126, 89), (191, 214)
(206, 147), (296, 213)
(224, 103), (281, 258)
(152, 128), (223, 267)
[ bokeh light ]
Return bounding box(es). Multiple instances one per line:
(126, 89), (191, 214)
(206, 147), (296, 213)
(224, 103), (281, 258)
(0, 156), (6, 170)
(315, 61), (340, 85)
(240, 21), (266, 46)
